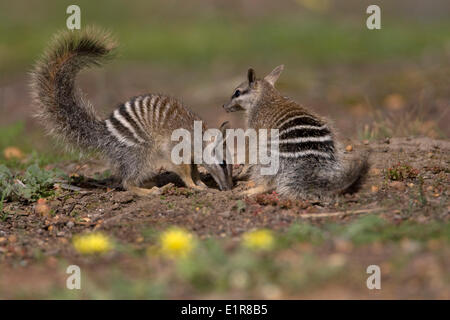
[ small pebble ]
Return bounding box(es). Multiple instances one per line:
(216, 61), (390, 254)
(218, 211), (231, 218)
(389, 181), (405, 191)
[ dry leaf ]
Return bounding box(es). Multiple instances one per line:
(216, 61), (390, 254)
(3, 146), (24, 160)
(369, 168), (381, 176)
(247, 181), (256, 188)
(35, 198), (51, 216)
(389, 181), (405, 191)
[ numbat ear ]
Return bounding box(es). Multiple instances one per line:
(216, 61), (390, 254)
(264, 65), (284, 86)
(219, 121), (232, 163)
(219, 121), (230, 135)
(211, 121), (231, 148)
(247, 68), (256, 85)
(218, 121), (231, 145)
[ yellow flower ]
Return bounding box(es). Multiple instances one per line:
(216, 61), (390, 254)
(242, 229), (274, 251)
(73, 233), (113, 255)
(159, 227), (195, 259)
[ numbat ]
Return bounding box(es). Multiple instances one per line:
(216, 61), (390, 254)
(222, 65), (368, 199)
(31, 28), (232, 196)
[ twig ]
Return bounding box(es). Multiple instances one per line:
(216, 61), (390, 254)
(56, 183), (94, 194)
(299, 207), (383, 218)
(14, 179), (26, 188)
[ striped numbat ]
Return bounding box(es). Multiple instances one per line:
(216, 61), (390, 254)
(30, 28), (232, 196)
(222, 65), (368, 199)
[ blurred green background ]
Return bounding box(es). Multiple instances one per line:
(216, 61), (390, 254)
(1, 0), (449, 71)
(0, 0), (449, 161)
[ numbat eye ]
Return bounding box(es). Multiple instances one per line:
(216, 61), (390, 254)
(233, 90), (241, 98)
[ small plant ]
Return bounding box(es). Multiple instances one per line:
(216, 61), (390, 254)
(0, 191), (8, 221)
(167, 202), (175, 209)
(279, 198), (294, 209)
(234, 200), (246, 213)
(0, 164), (65, 202)
(416, 175), (427, 206)
(253, 192), (301, 209)
(255, 191), (280, 206)
(162, 186), (194, 197)
(385, 163), (419, 181)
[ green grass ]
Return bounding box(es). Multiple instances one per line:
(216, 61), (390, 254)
(1, 1), (449, 73)
(283, 215), (450, 245)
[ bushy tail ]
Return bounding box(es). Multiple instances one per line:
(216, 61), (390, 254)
(30, 27), (117, 151)
(281, 150), (370, 199)
(329, 150), (370, 194)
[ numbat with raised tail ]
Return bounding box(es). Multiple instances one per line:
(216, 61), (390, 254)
(222, 65), (368, 199)
(30, 28), (232, 196)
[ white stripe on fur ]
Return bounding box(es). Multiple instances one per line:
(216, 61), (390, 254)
(113, 109), (145, 143)
(279, 135), (333, 144)
(105, 119), (137, 147)
(278, 150), (332, 158)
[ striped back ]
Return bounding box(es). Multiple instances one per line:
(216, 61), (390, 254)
(272, 109), (336, 161)
(104, 94), (197, 147)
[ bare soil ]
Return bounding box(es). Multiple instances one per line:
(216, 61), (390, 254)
(0, 136), (448, 298)
(0, 137), (447, 256)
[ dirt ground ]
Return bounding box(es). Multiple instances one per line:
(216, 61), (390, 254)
(0, 136), (448, 299)
(1, 135), (448, 245)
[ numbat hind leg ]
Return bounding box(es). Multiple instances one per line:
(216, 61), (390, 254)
(123, 180), (160, 196)
(242, 183), (273, 196)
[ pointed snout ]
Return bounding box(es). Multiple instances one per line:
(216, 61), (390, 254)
(222, 102), (231, 112)
(222, 101), (235, 113)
